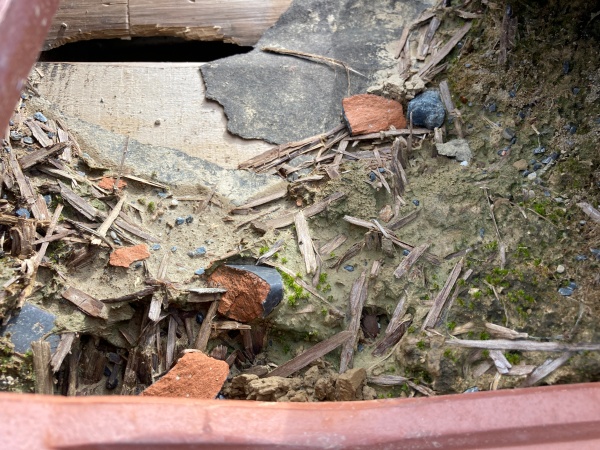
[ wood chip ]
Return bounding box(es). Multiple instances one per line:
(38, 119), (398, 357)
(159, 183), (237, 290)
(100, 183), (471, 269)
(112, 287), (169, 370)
(62, 287), (108, 319)
(266, 330), (352, 378)
(331, 241), (365, 271)
(230, 189), (287, 214)
(368, 375), (408, 386)
(489, 349), (512, 374)
(418, 22), (473, 79)
(211, 320), (251, 331)
(422, 258), (463, 330)
(340, 270), (369, 373)
(485, 322), (528, 340)
(577, 202), (600, 223)
(256, 239), (285, 265)
(194, 300), (219, 351)
(50, 332), (75, 373)
(372, 315), (412, 357)
(295, 212), (318, 275)
(8, 150), (50, 220)
(393, 243), (430, 278)
(187, 287), (227, 303)
(32, 340), (53, 394)
(418, 16), (441, 58)
(25, 120), (53, 147)
(101, 286), (159, 304)
(520, 352), (573, 387)
(447, 340), (600, 352)
(319, 234), (348, 256)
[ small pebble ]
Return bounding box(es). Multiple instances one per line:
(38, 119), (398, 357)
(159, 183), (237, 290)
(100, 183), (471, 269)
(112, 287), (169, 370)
(368, 171), (376, 182)
(171, 246), (177, 252)
(509, 90), (516, 98)
(9, 131), (22, 141)
(541, 153), (558, 164)
(8, 120), (14, 126)
(170, 199), (179, 207)
(15, 208), (31, 219)
(527, 173), (537, 182)
(195, 312), (205, 324)
(533, 146), (546, 155)
(151, 244), (161, 251)
(464, 387), (479, 393)
(479, 228), (485, 238)
(562, 61), (571, 75)
(21, 93), (28, 100)
(575, 255), (587, 261)
(154, 119), (161, 126)
(465, 63), (472, 68)
(113, 238), (122, 246)
(175, 217), (185, 226)
(568, 281), (578, 290)
(568, 124), (577, 134)
(558, 287), (573, 296)
(460, 161), (469, 166)
(556, 265), (565, 274)
(104, 366), (112, 377)
(343, 265), (355, 272)
(47, 132), (55, 138)
(412, 199), (420, 207)
(33, 112), (48, 123)
(572, 87), (580, 95)
(517, 111), (526, 119)
(185, 215), (193, 224)
(157, 192), (168, 198)
(378, 168), (385, 173)
(590, 248), (600, 259)
(357, 344), (364, 352)
(579, 220), (586, 226)
(488, 103), (497, 113)
(532, 163), (542, 171)
(109, 231), (118, 240)
(43, 195), (52, 205)
(194, 268), (205, 276)
(522, 170), (530, 177)
(133, 262), (143, 269)
(502, 128), (515, 140)
(402, 249), (410, 256)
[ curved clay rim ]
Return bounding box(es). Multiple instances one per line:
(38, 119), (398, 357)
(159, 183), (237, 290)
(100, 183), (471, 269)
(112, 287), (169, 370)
(3, 383), (600, 449)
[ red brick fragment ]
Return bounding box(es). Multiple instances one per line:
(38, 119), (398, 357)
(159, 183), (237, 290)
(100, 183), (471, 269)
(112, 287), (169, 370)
(109, 244), (150, 268)
(142, 352), (228, 399)
(342, 94), (407, 136)
(208, 265), (271, 323)
(98, 177), (127, 190)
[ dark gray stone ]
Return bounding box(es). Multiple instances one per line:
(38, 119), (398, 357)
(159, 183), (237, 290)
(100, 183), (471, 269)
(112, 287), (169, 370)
(407, 90), (445, 129)
(1, 303), (59, 353)
(201, 0), (434, 144)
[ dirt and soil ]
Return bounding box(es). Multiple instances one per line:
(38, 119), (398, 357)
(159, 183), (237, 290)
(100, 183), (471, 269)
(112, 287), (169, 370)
(1, 0), (599, 400)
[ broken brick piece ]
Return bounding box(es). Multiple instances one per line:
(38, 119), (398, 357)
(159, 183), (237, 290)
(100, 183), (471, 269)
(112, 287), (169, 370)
(98, 177), (127, 190)
(208, 265), (283, 323)
(342, 94), (407, 136)
(142, 352), (228, 399)
(109, 244), (150, 268)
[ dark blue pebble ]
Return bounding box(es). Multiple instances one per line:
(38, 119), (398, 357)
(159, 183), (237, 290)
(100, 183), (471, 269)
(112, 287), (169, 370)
(357, 344), (364, 352)
(479, 228), (485, 238)
(510, 136), (517, 145)
(343, 265), (355, 272)
(590, 249), (600, 259)
(157, 192), (168, 198)
(185, 215), (193, 224)
(533, 163), (542, 171)
(563, 61), (571, 74)
(9, 120), (14, 126)
(44, 195), (51, 205)
(23, 137), (33, 145)
(133, 262), (143, 269)
(568, 124), (577, 134)
(464, 387), (479, 393)
(509, 90), (516, 98)
(171, 246), (177, 252)
(113, 238), (122, 246)
(402, 249), (410, 256)
(541, 153), (557, 164)
(175, 217), (185, 225)
(522, 170), (530, 177)
(558, 287), (573, 296)
(378, 168), (385, 173)
(517, 111), (526, 119)
(575, 255), (587, 261)
(196, 312), (205, 324)
(47, 132), (55, 138)
(15, 208), (31, 219)
(195, 268), (205, 276)
(33, 112), (48, 123)
(568, 281), (578, 290)
(21, 93), (28, 100)
(412, 199), (420, 207)
(369, 171), (376, 182)
(195, 247), (206, 256)
(488, 103), (497, 113)
(104, 366), (112, 377)
(151, 244), (161, 251)
(572, 87), (580, 95)
(533, 146), (546, 154)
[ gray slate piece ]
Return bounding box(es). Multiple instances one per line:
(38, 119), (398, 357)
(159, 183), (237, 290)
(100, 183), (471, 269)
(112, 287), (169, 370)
(201, 0), (433, 144)
(1, 303), (59, 353)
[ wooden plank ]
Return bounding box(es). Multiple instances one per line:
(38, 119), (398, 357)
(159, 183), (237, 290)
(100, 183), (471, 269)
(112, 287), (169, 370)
(295, 212), (318, 275)
(50, 332), (75, 373)
(422, 258), (463, 330)
(44, 0), (128, 50)
(339, 270), (369, 373)
(258, 192), (345, 230)
(24, 120), (53, 148)
(62, 287), (108, 319)
(267, 331), (352, 378)
(32, 341), (53, 395)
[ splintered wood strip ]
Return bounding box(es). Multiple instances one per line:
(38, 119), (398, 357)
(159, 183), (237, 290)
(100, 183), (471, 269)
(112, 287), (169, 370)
(485, 322), (528, 340)
(194, 300), (219, 351)
(18, 142), (69, 170)
(332, 241), (365, 271)
(239, 124), (345, 170)
(346, 128), (430, 141)
(390, 138), (407, 196)
(295, 212), (318, 275)
(267, 330), (352, 378)
(339, 270), (369, 373)
(418, 16), (441, 58)
(8, 150), (50, 220)
(319, 234), (347, 256)
(62, 287), (108, 319)
(187, 288), (227, 303)
(166, 316), (177, 369)
(418, 22), (473, 79)
(368, 375), (409, 386)
(447, 340), (600, 352)
(231, 189), (287, 213)
(94, 193), (127, 240)
(148, 296), (163, 322)
(32, 229), (73, 245)
(506, 365), (536, 376)
(388, 210), (419, 230)
(259, 192), (345, 229)
(0, 214), (50, 229)
(32, 341), (53, 394)
(25, 120), (53, 147)
(101, 286), (159, 303)
(256, 239), (285, 266)
(520, 352), (573, 387)
(370, 259), (382, 278)
(212, 321), (251, 331)
(393, 243), (430, 278)
(262, 46), (365, 76)
(120, 348), (141, 396)
(422, 258), (464, 330)
(50, 332), (75, 373)
(439, 80), (464, 138)
(121, 174), (169, 190)
(577, 202), (600, 223)
(407, 380), (436, 397)
(372, 316), (412, 357)
(489, 349), (512, 375)
(67, 336), (80, 396)
(498, 6), (517, 66)
(395, 26), (411, 58)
